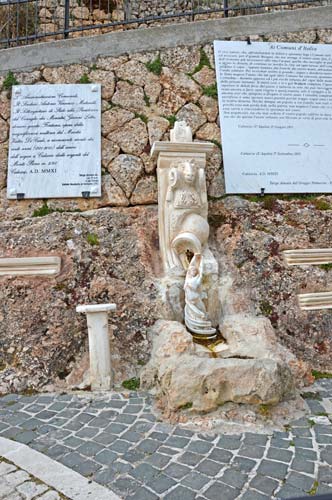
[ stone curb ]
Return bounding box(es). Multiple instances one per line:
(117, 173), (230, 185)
(0, 436), (121, 500)
(0, 6), (332, 74)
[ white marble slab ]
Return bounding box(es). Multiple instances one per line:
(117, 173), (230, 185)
(214, 41), (332, 194)
(7, 84), (101, 199)
(283, 248), (332, 266)
(0, 256), (61, 276)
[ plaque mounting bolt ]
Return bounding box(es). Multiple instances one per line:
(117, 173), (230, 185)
(91, 85), (98, 92)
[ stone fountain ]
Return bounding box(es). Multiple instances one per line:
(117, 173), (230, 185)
(142, 121), (304, 415)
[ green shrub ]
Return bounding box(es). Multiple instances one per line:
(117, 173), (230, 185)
(3, 71), (18, 90)
(122, 377), (140, 390)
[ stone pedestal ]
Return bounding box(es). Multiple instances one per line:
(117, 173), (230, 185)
(76, 303), (116, 391)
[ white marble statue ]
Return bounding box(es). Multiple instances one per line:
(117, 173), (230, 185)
(184, 254), (216, 338)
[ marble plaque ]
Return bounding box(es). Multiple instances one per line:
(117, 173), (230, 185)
(214, 41), (332, 194)
(7, 84), (101, 199)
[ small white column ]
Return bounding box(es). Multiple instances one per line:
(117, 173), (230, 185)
(76, 303), (116, 391)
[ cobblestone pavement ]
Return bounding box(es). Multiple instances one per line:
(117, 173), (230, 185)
(1, 380), (332, 500)
(0, 458), (66, 500)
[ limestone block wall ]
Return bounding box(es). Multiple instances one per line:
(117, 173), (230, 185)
(1, 23), (332, 393)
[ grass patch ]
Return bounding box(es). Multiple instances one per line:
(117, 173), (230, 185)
(308, 480), (319, 496)
(202, 83), (217, 99)
(134, 113), (148, 124)
(289, 441), (295, 447)
(319, 263), (332, 271)
(90, 63), (97, 70)
(78, 74), (91, 84)
(163, 115), (177, 127)
(308, 419), (315, 428)
(3, 71), (19, 91)
(210, 139), (222, 151)
(260, 300), (273, 316)
(190, 48), (211, 75)
(146, 56), (163, 76)
(33, 202), (80, 217)
(122, 377), (140, 390)
(301, 392), (322, 401)
(313, 199), (331, 210)
(143, 91), (150, 107)
(179, 402), (193, 410)
(284, 424), (292, 432)
(32, 202), (54, 218)
(312, 370), (332, 379)
(259, 404), (271, 417)
(86, 233), (99, 246)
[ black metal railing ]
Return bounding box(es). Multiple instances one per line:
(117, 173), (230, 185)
(0, 0), (329, 49)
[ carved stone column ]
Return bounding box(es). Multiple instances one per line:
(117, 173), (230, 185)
(76, 303), (116, 390)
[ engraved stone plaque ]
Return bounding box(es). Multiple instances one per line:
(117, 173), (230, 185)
(7, 84), (101, 199)
(214, 41), (332, 194)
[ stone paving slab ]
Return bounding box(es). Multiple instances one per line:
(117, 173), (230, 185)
(0, 438), (119, 500)
(0, 380), (332, 499)
(0, 456), (65, 500)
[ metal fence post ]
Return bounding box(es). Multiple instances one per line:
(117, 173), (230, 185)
(123, 0), (131, 21)
(224, 0), (229, 18)
(64, 0), (70, 38)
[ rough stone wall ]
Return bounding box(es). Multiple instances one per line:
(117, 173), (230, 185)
(1, 27), (332, 393)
